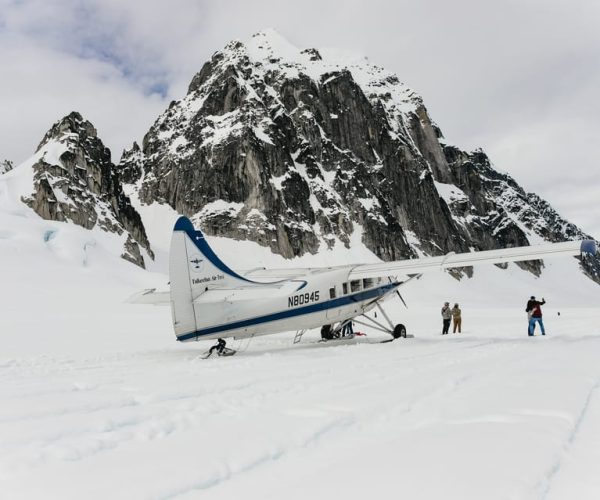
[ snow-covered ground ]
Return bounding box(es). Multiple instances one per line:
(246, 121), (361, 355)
(2, 169), (600, 499)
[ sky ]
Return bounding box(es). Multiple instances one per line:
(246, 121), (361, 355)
(0, 0), (598, 238)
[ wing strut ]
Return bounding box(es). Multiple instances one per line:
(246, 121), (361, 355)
(396, 291), (408, 308)
(376, 302), (395, 331)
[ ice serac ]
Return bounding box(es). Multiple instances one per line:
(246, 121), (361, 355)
(22, 112), (154, 268)
(124, 29), (598, 282)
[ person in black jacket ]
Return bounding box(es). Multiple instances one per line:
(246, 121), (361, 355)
(525, 296), (536, 320)
(526, 297), (546, 336)
(525, 296), (535, 334)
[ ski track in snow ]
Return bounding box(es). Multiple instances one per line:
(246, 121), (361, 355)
(538, 376), (600, 500)
(3, 328), (600, 499)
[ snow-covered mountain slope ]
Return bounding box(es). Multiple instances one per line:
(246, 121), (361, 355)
(11, 112), (153, 268)
(1, 187), (600, 499)
(119, 28), (598, 283)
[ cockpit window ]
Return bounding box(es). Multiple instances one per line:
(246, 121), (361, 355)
(350, 280), (361, 293)
(363, 278), (374, 289)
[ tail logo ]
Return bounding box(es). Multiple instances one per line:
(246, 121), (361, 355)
(189, 255), (205, 273)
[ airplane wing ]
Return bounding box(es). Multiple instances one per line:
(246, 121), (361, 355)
(348, 240), (598, 280)
(240, 265), (349, 280)
(126, 240), (596, 304)
(126, 288), (170, 305)
(240, 267), (313, 280)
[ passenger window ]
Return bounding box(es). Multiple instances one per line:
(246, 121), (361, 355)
(363, 278), (374, 289)
(350, 280), (362, 293)
(342, 282), (348, 295)
(329, 287), (337, 299)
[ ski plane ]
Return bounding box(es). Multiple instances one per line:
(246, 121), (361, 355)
(131, 216), (597, 352)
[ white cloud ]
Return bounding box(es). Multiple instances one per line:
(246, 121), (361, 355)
(0, 33), (165, 160)
(0, 0), (598, 237)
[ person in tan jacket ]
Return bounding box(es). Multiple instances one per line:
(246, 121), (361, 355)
(452, 303), (462, 333)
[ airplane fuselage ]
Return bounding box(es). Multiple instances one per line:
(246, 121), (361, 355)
(176, 266), (400, 342)
(142, 217), (597, 347)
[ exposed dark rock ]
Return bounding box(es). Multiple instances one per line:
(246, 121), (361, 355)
(131, 31), (469, 263)
(118, 142), (144, 184)
(0, 159), (14, 175)
(22, 112), (154, 268)
(301, 48), (322, 61)
(122, 234), (144, 267)
(443, 145), (599, 282)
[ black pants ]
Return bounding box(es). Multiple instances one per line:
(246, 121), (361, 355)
(442, 319), (451, 334)
(342, 322), (354, 336)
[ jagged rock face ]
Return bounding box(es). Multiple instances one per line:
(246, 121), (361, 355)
(443, 146), (600, 281)
(118, 142), (144, 185)
(124, 31), (470, 260)
(1, 159), (14, 175)
(120, 29), (598, 282)
(22, 112), (153, 268)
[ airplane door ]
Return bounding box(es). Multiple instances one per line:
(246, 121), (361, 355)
(326, 286), (341, 319)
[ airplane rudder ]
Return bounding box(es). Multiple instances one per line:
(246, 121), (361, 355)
(169, 222), (198, 337)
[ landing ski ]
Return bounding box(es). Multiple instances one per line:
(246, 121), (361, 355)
(200, 347), (236, 359)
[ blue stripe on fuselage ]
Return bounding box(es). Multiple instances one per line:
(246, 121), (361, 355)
(176, 282), (398, 341)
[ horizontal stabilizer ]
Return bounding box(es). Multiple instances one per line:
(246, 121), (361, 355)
(126, 288), (170, 306)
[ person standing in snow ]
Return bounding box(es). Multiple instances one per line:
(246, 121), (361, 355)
(525, 296), (536, 335)
(342, 320), (354, 337)
(525, 296), (536, 320)
(441, 302), (452, 335)
(527, 297), (546, 336)
(452, 303), (462, 333)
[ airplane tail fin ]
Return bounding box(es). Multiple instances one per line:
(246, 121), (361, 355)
(168, 216), (259, 338)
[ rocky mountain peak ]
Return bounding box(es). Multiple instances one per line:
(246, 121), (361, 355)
(22, 112), (154, 268)
(122, 31), (598, 282)
(118, 141), (143, 185)
(132, 31), (453, 259)
(36, 111), (97, 151)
